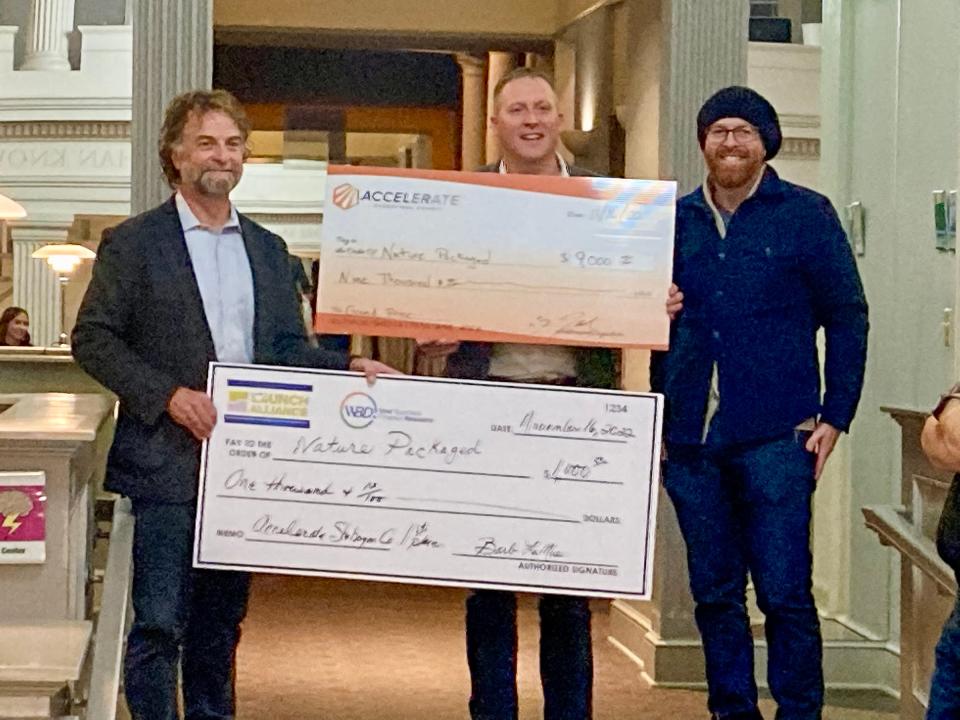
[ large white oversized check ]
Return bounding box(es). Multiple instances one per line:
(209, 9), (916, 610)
(194, 363), (662, 599)
(317, 166), (676, 349)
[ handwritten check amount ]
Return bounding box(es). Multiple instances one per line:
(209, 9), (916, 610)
(317, 166), (677, 349)
(194, 364), (663, 599)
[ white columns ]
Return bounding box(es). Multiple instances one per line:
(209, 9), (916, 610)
(609, 0), (749, 685)
(659, 0), (749, 195)
(12, 225), (69, 348)
(0, 27), (16, 72)
(485, 52), (517, 164)
(572, 4), (614, 174)
(131, 0), (212, 213)
(456, 54), (486, 172)
(21, 0), (75, 72)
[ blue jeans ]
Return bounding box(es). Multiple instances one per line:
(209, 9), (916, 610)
(125, 500), (251, 720)
(928, 591), (960, 719)
(664, 431), (822, 720)
(466, 590), (592, 719)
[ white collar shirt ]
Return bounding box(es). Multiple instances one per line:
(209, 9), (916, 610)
(175, 192), (255, 364)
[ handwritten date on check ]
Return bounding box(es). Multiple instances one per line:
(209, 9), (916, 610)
(194, 364), (662, 599)
(316, 166), (676, 350)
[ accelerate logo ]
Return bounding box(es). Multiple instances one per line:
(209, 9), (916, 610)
(340, 392), (378, 429)
(331, 182), (461, 211)
(333, 183), (361, 210)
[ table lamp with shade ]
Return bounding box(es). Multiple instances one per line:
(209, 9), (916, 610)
(30, 244), (96, 347)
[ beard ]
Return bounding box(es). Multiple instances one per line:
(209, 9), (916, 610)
(197, 168), (240, 196)
(707, 150), (764, 190)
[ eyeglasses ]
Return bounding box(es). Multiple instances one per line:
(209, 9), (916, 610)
(705, 125), (760, 144)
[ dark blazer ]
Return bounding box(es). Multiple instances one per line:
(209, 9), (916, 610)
(73, 196), (350, 502)
(444, 161), (619, 388)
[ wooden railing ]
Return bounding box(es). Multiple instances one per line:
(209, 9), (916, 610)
(865, 407), (958, 720)
(81, 497), (134, 720)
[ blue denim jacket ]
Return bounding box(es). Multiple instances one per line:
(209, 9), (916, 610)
(652, 167), (868, 446)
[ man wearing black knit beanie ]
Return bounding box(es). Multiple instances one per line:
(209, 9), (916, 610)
(652, 86), (869, 720)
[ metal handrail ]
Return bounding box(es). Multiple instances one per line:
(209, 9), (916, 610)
(84, 496), (134, 720)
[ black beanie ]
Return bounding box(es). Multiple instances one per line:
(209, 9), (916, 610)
(696, 86), (782, 161)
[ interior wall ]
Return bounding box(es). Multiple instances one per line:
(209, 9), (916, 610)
(242, 104), (459, 170)
(802, 0), (822, 23)
(553, 38), (578, 163)
(344, 107), (458, 170)
(820, 0), (960, 643)
(214, 46), (460, 109)
(557, 0), (612, 29)
(615, 0), (662, 393)
(621, 0), (661, 181)
(214, 0), (558, 37)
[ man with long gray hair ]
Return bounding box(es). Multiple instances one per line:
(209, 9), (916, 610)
(73, 89), (393, 720)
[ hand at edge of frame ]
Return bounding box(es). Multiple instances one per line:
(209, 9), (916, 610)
(805, 421), (840, 481)
(167, 387), (217, 441)
(666, 284), (684, 321)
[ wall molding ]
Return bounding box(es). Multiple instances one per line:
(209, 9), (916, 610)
(0, 97), (131, 122)
(780, 112), (821, 129)
(780, 137), (821, 159)
(0, 176), (130, 189)
(0, 121), (130, 139)
(609, 600), (899, 696)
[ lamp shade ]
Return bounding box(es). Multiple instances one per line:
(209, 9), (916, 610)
(0, 193), (26, 220)
(31, 244), (96, 274)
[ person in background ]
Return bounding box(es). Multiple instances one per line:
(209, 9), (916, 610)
(0, 306), (31, 346)
(921, 384), (960, 719)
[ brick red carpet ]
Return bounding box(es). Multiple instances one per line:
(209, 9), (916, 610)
(233, 575), (895, 720)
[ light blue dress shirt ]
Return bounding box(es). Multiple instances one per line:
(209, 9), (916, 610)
(175, 193), (255, 364)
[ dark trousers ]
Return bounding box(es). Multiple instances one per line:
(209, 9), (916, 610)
(664, 431), (823, 720)
(928, 591), (960, 719)
(466, 589), (592, 720)
(125, 500), (251, 720)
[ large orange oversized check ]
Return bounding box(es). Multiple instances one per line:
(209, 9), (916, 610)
(317, 166), (676, 349)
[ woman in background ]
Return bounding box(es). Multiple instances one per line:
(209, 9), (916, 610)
(0, 307), (31, 346)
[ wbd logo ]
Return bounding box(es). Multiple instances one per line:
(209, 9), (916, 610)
(340, 392), (378, 428)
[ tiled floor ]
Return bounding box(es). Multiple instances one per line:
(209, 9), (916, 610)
(232, 575), (899, 719)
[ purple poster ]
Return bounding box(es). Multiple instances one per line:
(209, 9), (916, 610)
(0, 472), (46, 563)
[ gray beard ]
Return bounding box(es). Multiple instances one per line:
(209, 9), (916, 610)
(198, 172), (238, 196)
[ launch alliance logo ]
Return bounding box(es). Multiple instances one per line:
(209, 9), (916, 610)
(224, 380), (312, 429)
(332, 183), (361, 210)
(340, 392), (378, 429)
